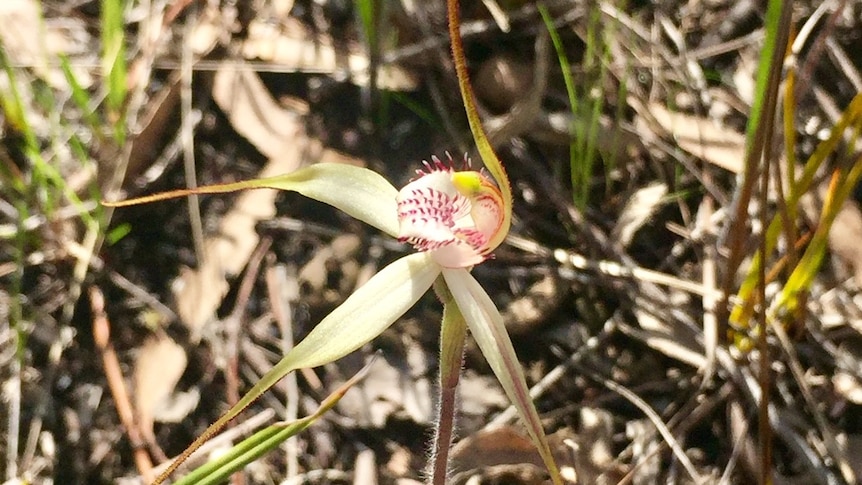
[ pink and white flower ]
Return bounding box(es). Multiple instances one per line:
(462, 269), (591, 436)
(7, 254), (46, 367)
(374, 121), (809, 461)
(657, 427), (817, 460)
(396, 155), (505, 268)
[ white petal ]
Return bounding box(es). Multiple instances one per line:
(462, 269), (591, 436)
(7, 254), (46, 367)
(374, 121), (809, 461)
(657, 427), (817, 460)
(286, 251), (440, 368)
(430, 242), (485, 268)
(260, 163), (400, 237)
(196, 253), (441, 454)
(441, 268), (560, 477)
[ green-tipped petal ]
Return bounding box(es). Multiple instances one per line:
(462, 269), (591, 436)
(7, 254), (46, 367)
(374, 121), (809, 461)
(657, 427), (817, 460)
(441, 268), (562, 484)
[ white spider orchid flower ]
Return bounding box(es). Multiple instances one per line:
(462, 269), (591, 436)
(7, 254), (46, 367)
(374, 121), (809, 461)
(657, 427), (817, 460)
(221, 155), (512, 372)
(114, 153), (558, 483)
(109, 0), (562, 479)
(108, 153), (566, 485)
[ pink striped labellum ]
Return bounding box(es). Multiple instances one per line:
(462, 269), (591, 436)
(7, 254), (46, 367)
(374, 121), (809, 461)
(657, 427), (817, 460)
(396, 155), (505, 268)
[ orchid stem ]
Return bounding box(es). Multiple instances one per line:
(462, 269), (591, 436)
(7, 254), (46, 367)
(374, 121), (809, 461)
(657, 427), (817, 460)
(430, 281), (468, 484)
(430, 373), (460, 485)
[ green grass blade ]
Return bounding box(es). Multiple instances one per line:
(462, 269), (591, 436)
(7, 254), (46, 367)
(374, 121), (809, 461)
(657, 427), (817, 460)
(356, 0), (375, 47)
(730, 93), (862, 327)
(59, 55), (102, 136)
(538, 4), (581, 206)
(0, 42), (38, 153)
(776, 154), (862, 318)
(722, 0), (792, 320)
(173, 359), (375, 485)
(101, 0), (127, 143)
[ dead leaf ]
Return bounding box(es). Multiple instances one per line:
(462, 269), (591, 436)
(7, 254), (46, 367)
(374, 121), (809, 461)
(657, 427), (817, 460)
(241, 18), (418, 91)
(449, 425), (543, 469)
(612, 183), (668, 248)
(119, 72), (182, 192)
(0, 0), (92, 89)
(336, 352), (433, 428)
(298, 234), (362, 306)
(503, 274), (564, 336)
(211, 65), (305, 159)
(834, 372), (862, 405)
(458, 370), (509, 417)
(452, 464), (547, 485)
(630, 303), (706, 368)
(645, 103), (745, 173)
(829, 199), (862, 286)
(134, 335), (188, 440)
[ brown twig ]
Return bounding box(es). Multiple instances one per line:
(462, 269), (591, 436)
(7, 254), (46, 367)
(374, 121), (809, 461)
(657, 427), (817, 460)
(225, 237), (273, 397)
(89, 286), (155, 483)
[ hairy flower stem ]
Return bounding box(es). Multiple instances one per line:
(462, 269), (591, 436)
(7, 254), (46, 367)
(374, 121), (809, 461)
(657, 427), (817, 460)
(429, 280), (469, 484)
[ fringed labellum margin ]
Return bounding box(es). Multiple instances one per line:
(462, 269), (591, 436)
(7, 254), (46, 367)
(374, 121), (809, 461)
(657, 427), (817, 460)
(396, 155), (505, 268)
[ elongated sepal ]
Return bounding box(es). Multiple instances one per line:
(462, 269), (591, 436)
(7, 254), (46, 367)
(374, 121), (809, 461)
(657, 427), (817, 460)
(446, 0), (512, 251)
(282, 251), (439, 367)
(442, 268), (562, 484)
(104, 163), (400, 237)
(260, 164), (400, 237)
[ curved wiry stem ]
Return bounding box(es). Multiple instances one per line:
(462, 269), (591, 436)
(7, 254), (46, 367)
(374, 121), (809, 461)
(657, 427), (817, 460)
(445, 0), (512, 253)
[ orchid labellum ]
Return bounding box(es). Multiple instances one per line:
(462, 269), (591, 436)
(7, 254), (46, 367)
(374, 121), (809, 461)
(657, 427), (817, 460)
(397, 155), (506, 268)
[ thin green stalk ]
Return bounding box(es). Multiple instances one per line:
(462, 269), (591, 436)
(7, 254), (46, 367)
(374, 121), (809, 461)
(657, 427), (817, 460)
(538, 5), (580, 204)
(60, 55), (103, 141)
(721, 0), (792, 328)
